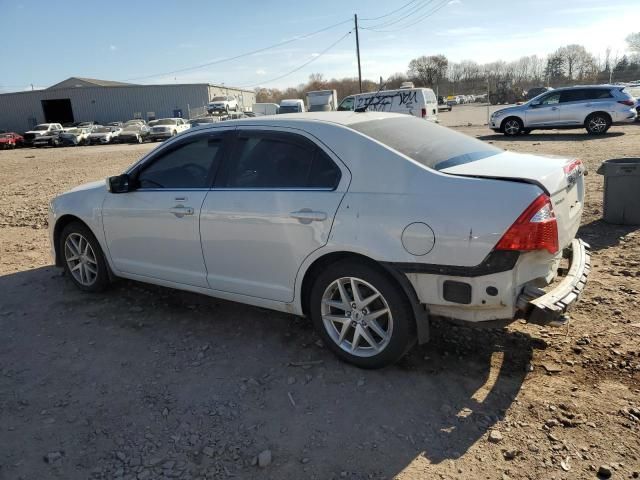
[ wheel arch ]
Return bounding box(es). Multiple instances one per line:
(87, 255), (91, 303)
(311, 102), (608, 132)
(299, 250), (430, 344)
(52, 214), (94, 267)
(584, 110), (612, 125)
(500, 115), (524, 132)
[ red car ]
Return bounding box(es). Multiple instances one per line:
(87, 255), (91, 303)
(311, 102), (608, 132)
(0, 132), (24, 149)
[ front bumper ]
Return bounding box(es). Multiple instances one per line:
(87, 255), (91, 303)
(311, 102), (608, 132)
(518, 239), (590, 326)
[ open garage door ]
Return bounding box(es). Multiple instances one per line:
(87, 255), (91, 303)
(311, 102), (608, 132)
(41, 99), (74, 124)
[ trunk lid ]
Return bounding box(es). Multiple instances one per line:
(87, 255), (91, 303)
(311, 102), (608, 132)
(440, 151), (585, 249)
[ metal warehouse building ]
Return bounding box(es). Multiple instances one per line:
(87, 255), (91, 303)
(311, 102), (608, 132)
(0, 77), (256, 133)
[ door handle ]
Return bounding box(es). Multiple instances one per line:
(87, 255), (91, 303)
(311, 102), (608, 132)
(290, 209), (327, 224)
(169, 205), (194, 217)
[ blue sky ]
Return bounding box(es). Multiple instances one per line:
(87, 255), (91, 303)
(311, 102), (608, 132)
(0, 0), (636, 92)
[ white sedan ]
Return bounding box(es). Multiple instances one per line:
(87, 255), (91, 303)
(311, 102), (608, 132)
(48, 112), (590, 368)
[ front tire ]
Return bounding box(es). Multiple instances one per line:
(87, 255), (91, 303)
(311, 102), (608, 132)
(502, 117), (523, 136)
(60, 222), (110, 292)
(309, 260), (416, 369)
(585, 113), (610, 135)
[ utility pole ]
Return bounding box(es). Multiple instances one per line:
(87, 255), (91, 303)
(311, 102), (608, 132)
(354, 14), (362, 93)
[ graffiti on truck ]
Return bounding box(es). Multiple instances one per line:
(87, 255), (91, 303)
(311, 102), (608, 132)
(355, 90), (418, 114)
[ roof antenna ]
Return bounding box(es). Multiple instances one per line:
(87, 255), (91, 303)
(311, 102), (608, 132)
(355, 75), (386, 113)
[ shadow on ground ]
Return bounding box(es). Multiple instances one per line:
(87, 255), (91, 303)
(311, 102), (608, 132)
(578, 218), (640, 252)
(0, 266), (538, 479)
(476, 131), (625, 142)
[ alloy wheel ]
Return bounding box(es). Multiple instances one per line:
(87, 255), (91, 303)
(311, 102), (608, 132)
(504, 119), (521, 135)
(64, 233), (98, 286)
(588, 116), (607, 133)
(321, 277), (394, 357)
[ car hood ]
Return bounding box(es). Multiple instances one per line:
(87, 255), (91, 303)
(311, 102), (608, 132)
(65, 180), (106, 194)
(491, 105), (524, 117)
(89, 132), (110, 137)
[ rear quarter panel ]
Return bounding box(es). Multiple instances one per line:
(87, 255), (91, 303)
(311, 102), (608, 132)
(298, 123), (543, 267)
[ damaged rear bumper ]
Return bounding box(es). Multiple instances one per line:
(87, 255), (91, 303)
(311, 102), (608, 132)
(518, 239), (590, 326)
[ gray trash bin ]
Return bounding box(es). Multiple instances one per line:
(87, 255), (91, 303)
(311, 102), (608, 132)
(596, 158), (640, 225)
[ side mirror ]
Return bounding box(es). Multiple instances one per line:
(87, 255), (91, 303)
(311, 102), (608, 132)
(107, 173), (131, 193)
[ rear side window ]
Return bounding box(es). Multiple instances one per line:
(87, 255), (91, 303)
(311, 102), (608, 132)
(223, 132), (341, 189)
(584, 88), (613, 99)
(560, 89), (587, 103)
(350, 116), (501, 170)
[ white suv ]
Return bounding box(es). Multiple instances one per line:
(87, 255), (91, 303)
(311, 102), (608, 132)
(207, 96), (238, 114)
(490, 85), (637, 135)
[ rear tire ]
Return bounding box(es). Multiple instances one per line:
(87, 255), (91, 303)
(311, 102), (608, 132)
(60, 222), (110, 293)
(309, 260), (416, 369)
(585, 113), (610, 135)
(502, 117), (523, 136)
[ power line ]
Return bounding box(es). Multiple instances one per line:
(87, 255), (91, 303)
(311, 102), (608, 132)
(359, 0), (421, 21)
(124, 18), (352, 82)
(240, 30), (352, 89)
(361, 0), (435, 30)
(363, 0), (450, 33)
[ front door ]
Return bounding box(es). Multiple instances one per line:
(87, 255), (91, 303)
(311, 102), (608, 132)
(200, 128), (349, 302)
(102, 132), (227, 287)
(525, 91), (561, 126)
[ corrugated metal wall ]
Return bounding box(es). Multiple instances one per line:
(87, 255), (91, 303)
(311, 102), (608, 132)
(208, 85), (256, 112)
(0, 84), (255, 133)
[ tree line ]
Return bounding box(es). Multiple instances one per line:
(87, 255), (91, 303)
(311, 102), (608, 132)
(255, 33), (640, 103)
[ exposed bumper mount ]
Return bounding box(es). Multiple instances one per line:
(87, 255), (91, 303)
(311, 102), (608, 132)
(518, 239), (591, 327)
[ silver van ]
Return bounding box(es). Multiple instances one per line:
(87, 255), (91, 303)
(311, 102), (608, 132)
(490, 85), (637, 136)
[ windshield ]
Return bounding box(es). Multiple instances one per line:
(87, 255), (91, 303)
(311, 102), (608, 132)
(95, 127), (111, 133)
(156, 119), (176, 125)
(0, 133), (10, 138)
(278, 106), (300, 114)
(34, 125), (49, 131)
(65, 128), (80, 134)
(123, 125), (140, 132)
(350, 116), (501, 170)
(211, 96), (227, 101)
(148, 121), (159, 126)
(125, 120), (143, 126)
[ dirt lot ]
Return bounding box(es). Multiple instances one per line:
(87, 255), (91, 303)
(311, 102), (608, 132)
(1, 107), (639, 480)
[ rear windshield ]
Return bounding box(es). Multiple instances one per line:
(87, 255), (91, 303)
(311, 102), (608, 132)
(156, 119), (177, 125)
(278, 106), (300, 114)
(350, 116), (501, 170)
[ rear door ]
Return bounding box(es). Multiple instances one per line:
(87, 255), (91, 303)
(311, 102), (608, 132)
(200, 127), (350, 302)
(525, 91), (561, 126)
(558, 89), (588, 125)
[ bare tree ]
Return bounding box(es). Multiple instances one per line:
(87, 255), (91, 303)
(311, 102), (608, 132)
(408, 54), (448, 87)
(627, 32), (640, 53)
(554, 45), (596, 80)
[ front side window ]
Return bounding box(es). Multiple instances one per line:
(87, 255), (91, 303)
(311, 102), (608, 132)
(223, 132), (341, 189)
(540, 93), (561, 105)
(338, 97), (354, 111)
(137, 135), (224, 189)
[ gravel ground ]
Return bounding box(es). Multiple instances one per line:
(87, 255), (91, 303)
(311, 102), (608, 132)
(1, 108), (639, 480)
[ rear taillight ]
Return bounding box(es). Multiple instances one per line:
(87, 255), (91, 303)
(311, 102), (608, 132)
(618, 99), (635, 106)
(421, 108), (426, 118)
(495, 194), (559, 254)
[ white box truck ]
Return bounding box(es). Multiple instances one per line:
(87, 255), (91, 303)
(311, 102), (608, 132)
(252, 103), (280, 116)
(306, 90), (338, 112)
